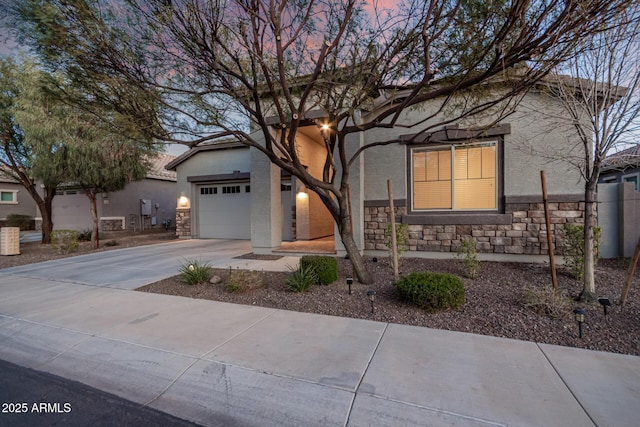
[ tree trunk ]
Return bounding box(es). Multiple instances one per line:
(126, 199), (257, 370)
(340, 226), (371, 284)
(87, 191), (100, 249)
(38, 201), (53, 244)
(336, 192), (372, 284)
(21, 183), (54, 244)
(580, 181), (597, 302)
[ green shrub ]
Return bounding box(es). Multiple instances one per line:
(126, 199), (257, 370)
(395, 272), (465, 312)
(285, 263), (317, 293)
(524, 285), (573, 319)
(51, 230), (79, 254)
(6, 214), (33, 230)
(225, 268), (264, 293)
(300, 255), (338, 285)
(562, 224), (601, 281)
(178, 258), (212, 285)
(78, 229), (92, 241)
(455, 237), (481, 279)
(384, 223), (409, 269)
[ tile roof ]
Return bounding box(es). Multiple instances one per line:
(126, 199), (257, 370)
(146, 153), (178, 181)
(602, 145), (640, 170)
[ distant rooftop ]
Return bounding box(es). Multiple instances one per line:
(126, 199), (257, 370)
(602, 145), (640, 171)
(147, 152), (178, 181)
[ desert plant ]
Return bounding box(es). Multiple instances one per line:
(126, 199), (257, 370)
(225, 268), (264, 293)
(51, 230), (79, 254)
(524, 285), (573, 319)
(104, 239), (119, 247)
(456, 237), (481, 279)
(395, 272), (465, 312)
(178, 258), (212, 285)
(300, 255), (338, 285)
(77, 229), (92, 241)
(285, 263), (317, 293)
(6, 214), (33, 230)
(562, 224), (602, 281)
(384, 223), (409, 269)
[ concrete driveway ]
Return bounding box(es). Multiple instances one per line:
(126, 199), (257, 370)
(1, 238), (299, 289)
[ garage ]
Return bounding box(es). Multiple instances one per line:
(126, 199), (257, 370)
(197, 182), (251, 239)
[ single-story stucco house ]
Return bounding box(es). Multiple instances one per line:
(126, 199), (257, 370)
(39, 153), (178, 232)
(599, 145), (640, 191)
(167, 83), (591, 257)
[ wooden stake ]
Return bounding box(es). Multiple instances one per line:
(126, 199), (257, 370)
(541, 171), (558, 290)
(620, 235), (640, 306)
(388, 179), (399, 281)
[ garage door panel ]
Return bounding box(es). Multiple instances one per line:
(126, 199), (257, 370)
(198, 185), (251, 239)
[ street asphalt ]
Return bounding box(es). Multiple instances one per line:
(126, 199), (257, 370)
(1, 238), (639, 426)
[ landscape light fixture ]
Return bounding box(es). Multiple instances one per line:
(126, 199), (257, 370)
(346, 277), (353, 295)
(367, 290), (376, 314)
(573, 307), (586, 339)
(598, 297), (611, 317)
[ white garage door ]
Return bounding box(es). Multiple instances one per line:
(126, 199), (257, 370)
(198, 183), (251, 239)
(53, 191), (93, 231)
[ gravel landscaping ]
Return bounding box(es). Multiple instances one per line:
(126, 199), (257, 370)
(138, 255), (640, 356)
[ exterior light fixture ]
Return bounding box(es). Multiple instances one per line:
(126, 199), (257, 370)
(598, 297), (611, 317)
(178, 192), (189, 208)
(346, 277), (353, 295)
(573, 307), (586, 339)
(367, 290), (376, 314)
(321, 123), (330, 131)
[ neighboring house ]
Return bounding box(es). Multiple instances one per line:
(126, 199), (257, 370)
(598, 145), (640, 191)
(41, 153), (178, 232)
(0, 171), (37, 227)
(168, 84), (591, 257)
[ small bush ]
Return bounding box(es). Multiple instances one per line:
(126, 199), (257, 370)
(104, 239), (119, 247)
(51, 230), (79, 254)
(225, 268), (264, 293)
(524, 285), (573, 319)
(78, 229), (92, 241)
(456, 237), (481, 279)
(562, 224), (601, 281)
(285, 263), (317, 293)
(6, 214), (34, 230)
(300, 255), (337, 285)
(395, 272), (465, 312)
(178, 259), (212, 285)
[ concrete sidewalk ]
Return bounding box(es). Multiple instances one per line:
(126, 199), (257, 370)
(1, 240), (639, 426)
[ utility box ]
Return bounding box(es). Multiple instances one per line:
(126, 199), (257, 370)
(0, 227), (20, 256)
(140, 199), (152, 216)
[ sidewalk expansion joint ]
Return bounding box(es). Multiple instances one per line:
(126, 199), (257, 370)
(345, 322), (388, 426)
(536, 343), (597, 427)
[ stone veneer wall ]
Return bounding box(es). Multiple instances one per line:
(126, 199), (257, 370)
(99, 218), (124, 231)
(364, 197), (589, 255)
(175, 208), (191, 238)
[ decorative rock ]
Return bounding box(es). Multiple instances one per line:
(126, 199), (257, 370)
(210, 275), (222, 284)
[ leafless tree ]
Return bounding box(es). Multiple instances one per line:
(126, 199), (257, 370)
(9, 0), (635, 283)
(545, 9), (640, 301)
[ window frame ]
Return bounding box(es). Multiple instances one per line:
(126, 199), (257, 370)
(407, 138), (504, 215)
(0, 189), (18, 204)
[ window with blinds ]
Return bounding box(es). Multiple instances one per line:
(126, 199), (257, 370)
(412, 142), (497, 210)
